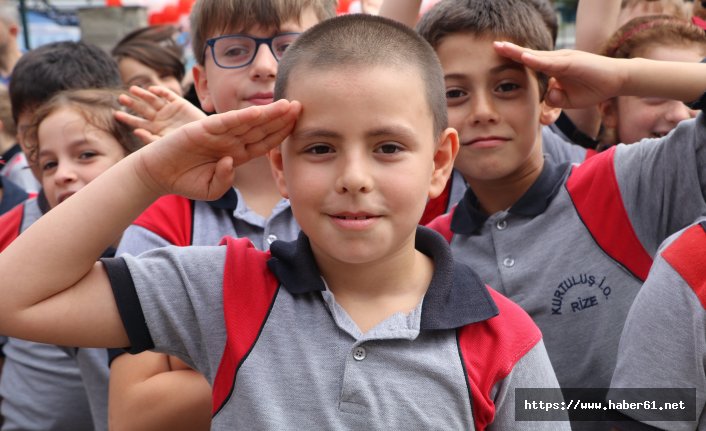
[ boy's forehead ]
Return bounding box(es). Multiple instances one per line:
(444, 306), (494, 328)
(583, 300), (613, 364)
(209, 6), (320, 38)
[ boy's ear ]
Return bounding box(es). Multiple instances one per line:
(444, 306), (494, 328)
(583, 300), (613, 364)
(539, 101), (562, 126)
(192, 65), (215, 113)
(267, 146), (289, 199)
(429, 128), (459, 199)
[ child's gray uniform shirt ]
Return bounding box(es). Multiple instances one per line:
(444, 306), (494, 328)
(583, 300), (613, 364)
(610, 217), (706, 431)
(116, 187), (299, 254)
(443, 114), (706, 392)
(103, 228), (570, 430)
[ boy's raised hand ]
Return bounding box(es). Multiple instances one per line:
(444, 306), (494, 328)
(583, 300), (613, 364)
(116, 85), (207, 144)
(494, 41), (626, 109)
(134, 99), (300, 201)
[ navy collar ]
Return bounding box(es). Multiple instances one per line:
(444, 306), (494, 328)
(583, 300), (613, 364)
(267, 226), (498, 330)
(0, 143), (22, 164)
(700, 221), (706, 234)
(207, 187), (238, 210)
(451, 159), (571, 235)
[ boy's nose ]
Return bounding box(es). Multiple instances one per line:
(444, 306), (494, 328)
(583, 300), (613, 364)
(469, 93), (499, 125)
(54, 163), (78, 184)
(335, 153), (374, 194)
(664, 100), (697, 125)
(249, 44), (277, 80)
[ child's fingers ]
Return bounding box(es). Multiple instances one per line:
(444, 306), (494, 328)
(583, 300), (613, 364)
(493, 41), (564, 74)
(133, 128), (160, 145)
(115, 110), (146, 129)
(129, 85), (168, 112)
(149, 85), (181, 103)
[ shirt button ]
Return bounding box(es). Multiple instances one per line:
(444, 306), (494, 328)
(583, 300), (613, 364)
(266, 234), (278, 245)
(503, 257), (515, 268)
(352, 346), (367, 361)
(496, 220), (508, 230)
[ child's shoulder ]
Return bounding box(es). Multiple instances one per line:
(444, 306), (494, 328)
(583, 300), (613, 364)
(659, 218), (706, 294)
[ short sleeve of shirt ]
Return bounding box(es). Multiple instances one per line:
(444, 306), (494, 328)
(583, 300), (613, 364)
(101, 245), (228, 379)
(615, 114), (706, 254)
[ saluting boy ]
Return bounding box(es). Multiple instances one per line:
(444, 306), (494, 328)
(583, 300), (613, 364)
(421, 0), (706, 418)
(107, 2), (335, 429)
(0, 15), (567, 430)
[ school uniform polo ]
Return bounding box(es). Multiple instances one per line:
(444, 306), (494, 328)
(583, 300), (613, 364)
(428, 114), (706, 393)
(542, 125), (595, 164)
(0, 177), (29, 215)
(0, 192), (110, 431)
(116, 187), (299, 255)
(610, 218), (706, 430)
(102, 227), (569, 430)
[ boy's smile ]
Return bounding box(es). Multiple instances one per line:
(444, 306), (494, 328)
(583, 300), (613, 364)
(269, 65), (456, 267)
(436, 34), (550, 186)
(194, 6), (321, 114)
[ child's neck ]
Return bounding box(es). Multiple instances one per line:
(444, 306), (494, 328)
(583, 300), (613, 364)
(232, 156), (283, 218)
(315, 239), (434, 334)
(466, 153), (545, 215)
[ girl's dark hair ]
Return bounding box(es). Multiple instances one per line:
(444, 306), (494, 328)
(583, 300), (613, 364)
(112, 25), (186, 83)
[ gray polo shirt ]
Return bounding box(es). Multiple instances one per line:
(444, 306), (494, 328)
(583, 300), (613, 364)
(103, 228), (569, 430)
(610, 218), (706, 430)
(434, 114), (706, 394)
(116, 187), (300, 255)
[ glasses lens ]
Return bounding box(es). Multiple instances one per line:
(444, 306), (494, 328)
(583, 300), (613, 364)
(272, 34), (300, 60)
(213, 36), (255, 68)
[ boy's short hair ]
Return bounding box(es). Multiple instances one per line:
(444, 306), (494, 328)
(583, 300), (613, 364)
(528, 0), (558, 48)
(23, 88), (143, 165)
(112, 24), (186, 83)
(9, 41), (122, 124)
(274, 14), (447, 137)
(190, 0), (337, 65)
(0, 85), (16, 137)
(416, 0), (553, 97)
(603, 15), (706, 59)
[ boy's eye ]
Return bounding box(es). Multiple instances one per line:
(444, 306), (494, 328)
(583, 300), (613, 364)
(304, 144), (334, 155)
(375, 142), (403, 154)
(41, 160), (58, 172)
(78, 151), (98, 160)
(496, 82), (520, 93)
(445, 89), (467, 99)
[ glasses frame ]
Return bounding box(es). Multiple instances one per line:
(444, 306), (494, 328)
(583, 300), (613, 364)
(204, 32), (302, 69)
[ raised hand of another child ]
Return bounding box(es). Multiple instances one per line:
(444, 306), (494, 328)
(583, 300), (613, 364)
(494, 41), (626, 109)
(134, 99), (300, 201)
(116, 85), (207, 144)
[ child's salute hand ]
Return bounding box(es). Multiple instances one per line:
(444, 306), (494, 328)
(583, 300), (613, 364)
(133, 99), (301, 201)
(493, 41), (626, 109)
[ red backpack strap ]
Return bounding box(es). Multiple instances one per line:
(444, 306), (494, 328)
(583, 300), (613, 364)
(662, 222), (706, 307)
(132, 195), (194, 246)
(457, 288), (542, 430)
(566, 147), (652, 281)
(0, 203), (24, 252)
(212, 236), (280, 416)
(425, 205), (456, 243)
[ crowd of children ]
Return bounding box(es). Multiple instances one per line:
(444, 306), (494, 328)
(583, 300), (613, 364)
(0, 0), (704, 430)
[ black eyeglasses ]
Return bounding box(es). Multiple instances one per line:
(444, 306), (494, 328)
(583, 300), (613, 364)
(204, 33), (301, 69)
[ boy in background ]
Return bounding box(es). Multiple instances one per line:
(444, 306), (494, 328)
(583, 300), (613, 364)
(0, 15), (566, 430)
(107, 1), (336, 430)
(422, 0), (706, 426)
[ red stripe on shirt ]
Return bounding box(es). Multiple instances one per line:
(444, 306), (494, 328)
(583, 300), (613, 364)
(662, 223), (706, 308)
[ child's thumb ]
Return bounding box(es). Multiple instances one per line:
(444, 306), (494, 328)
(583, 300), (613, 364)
(545, 88), (567, 108)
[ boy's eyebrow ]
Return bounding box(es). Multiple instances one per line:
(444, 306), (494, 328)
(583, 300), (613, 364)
(37, 139), (91, 157)
(291, 125), (418, 141)
(444, 63), (526, 81)
(489, 62), (526, 74)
